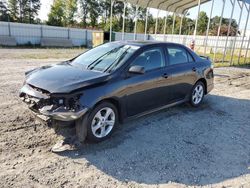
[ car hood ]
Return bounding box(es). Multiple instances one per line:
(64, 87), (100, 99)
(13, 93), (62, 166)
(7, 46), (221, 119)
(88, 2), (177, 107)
(25, 62), (110, 93)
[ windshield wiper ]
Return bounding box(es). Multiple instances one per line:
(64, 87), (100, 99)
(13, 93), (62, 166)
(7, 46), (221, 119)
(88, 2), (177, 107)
(86, 48), (119, 70)
(103, 47), (130, 73)
(86, 54), (108, 70)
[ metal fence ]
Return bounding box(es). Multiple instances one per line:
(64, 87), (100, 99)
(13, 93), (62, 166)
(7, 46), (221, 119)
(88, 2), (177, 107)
(0, 21), (250, 61)
(0, 21), (92, 46)
(115, 32), (250, 51)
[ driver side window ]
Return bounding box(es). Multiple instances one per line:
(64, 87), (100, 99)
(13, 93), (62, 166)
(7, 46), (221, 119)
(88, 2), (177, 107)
(131, 48), (164, 72)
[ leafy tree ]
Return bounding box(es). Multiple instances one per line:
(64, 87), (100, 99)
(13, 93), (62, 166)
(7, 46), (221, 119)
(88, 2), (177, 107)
(197, 11), (208, 35)
(99, 0), (110, 25)
(103, 16), (120, 31)
(0, 1), (9, 21)
(79, 0), (101, 28)
(182, 17), (195, 35)
(65, 0), (78, 26)
(165, 15), (174, 34)
(79, 0), (88, 28)
(174, 16), (182, 34)
(136, 20), (145, 33)
(88, 0), (100, 28)
(26, 0), (41, 23)
(3, 0), (240, 38)
(210, 16), (238, 36)
(99, 0), (125, 31)
(7, 0), (40, 23)
(124, 5), (148, 33)
(8, 0), (19, 21)
(47, 0), (65, 26)
(147, 14), (156, 34)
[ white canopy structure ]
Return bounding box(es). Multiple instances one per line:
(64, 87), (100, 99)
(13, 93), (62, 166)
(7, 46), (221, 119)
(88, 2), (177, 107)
(119, 0), (210, 14)
(109, 0), (250, 65)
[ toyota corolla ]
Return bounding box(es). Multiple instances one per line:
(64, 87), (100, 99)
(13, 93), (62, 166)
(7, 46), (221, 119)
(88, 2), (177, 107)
(19, 41), (214, 142)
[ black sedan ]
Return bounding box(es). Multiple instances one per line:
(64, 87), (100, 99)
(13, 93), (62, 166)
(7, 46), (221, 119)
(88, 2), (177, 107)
(20, 41), (214, 142)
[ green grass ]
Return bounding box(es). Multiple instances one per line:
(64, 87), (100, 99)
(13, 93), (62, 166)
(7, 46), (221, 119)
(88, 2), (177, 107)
(199, 52), (250, 67)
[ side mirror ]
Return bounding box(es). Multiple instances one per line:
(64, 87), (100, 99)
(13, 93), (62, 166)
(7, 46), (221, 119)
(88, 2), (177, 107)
(128, 65), (145, 74)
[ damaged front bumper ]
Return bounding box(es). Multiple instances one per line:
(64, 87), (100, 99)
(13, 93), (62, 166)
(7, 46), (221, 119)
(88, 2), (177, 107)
(20, 84), (88, 122)
(39, 105), (88, 121)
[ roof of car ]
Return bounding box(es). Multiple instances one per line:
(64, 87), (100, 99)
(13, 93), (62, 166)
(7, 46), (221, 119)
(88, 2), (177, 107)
(114, 40), (184, 47)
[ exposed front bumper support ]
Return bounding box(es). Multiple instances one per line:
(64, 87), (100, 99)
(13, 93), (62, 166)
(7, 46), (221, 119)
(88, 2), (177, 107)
(39, 106), (88, 121)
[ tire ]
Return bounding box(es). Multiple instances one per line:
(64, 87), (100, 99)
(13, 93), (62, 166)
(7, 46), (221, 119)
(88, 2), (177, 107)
(82, 102), (118, 142)
(189, 81), (205, 107)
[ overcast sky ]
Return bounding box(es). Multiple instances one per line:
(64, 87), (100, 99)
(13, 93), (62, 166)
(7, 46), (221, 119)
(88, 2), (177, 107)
(38, 0), (250, 30)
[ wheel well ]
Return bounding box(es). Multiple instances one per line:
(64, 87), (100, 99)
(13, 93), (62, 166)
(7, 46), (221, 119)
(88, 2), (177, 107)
(94, 98), (123, 123)
(197, 78), (207, 94)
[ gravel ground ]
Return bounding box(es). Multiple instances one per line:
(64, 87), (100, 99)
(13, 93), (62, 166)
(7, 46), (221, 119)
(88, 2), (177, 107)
(0, 49), (250, 188)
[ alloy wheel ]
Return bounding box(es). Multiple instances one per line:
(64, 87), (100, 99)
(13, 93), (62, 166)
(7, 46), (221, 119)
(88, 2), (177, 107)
(91, 107), (115, 138)
(192, 84), (204, 105)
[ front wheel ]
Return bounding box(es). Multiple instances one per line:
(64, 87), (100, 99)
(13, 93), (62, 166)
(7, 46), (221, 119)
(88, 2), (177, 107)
(190, 81), (205, 107)
(76, 102), (118, 143)
(87, 102), (118, 142)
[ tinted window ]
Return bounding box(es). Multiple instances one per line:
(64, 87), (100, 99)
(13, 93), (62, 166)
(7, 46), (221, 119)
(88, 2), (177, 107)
(131, 48), (164, 71)
(167, 46), (189, 65)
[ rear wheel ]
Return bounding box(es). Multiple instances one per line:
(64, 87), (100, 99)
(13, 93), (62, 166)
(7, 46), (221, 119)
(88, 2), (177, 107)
(190, 81), (205, 107)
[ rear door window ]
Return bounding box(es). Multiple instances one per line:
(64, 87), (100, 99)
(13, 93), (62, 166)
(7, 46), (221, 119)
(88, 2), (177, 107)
(166, 46), (193, 65)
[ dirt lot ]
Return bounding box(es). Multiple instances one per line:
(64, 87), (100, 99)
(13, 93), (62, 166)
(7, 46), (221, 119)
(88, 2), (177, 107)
(0, 48), (250, 188)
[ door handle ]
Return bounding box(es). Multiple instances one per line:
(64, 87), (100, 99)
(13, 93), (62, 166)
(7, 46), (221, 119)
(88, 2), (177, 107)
(162, 73), (169, 78)
(192, 67), (197, 72)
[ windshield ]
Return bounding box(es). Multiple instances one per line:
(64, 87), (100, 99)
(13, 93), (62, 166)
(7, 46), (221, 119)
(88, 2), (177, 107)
(71, 43), (139, 72)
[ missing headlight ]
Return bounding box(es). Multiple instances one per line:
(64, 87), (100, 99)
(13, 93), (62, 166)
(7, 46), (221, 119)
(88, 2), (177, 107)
(67, 95), (81, 111)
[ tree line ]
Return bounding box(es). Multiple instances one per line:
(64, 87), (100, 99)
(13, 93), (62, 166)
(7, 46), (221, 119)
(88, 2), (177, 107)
(0, 0), (239, 36)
